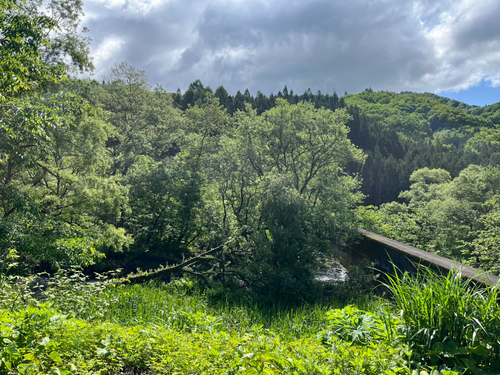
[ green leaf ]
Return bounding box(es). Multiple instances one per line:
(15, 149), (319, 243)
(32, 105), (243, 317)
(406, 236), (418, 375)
(265, 230), (273, 242)
(261, 352), (279, 361)
(468, 345), (488, 355)
(431, 342), (445, 352)
(49, 351), (62, 363)
(6, 344), (18, 356)
(445, 340), (467, 356)
(2, 360), (12, 371)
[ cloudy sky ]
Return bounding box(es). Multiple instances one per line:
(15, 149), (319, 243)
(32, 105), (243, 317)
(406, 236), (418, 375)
(82, 0), (500, 106)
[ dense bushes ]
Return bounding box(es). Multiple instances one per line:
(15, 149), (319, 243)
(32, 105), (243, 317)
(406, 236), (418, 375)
(359, 165), (500, 272)
(0, 305), (412, 375)
(0, 272), (409, 375)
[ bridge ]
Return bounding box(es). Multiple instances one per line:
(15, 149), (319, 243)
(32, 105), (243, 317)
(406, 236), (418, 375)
(341, 228), (500, 287)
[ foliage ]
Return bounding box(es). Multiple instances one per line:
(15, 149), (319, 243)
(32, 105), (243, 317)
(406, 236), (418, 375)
(464, 128), (500, 166)
(467, 102), (500, 126)
(317, 305), (411, 374)
(7, 264), (498, 374)
(202, 99), (365, 302)
(98, 63), (186, 173)
(0, 99), (131, 269)
(0, 304), (411, 375)
(360, 165), (500, 268)
(0, 0), (92, 98)
(19, 0), (94, 74)
(318, 305), (400, 345)
(343, 90), (492, 131)
(383, 266), (500, 374)
(0, 271), (417, 375)
(0, 0), (124, 270)
(464, 197), (500, 275)
(340, 90), (496, 205)
(0, 0), (62, 97)
(175, 84), (500, 206)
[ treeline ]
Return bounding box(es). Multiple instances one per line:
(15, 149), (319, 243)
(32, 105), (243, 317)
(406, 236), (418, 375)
(2, 58), (369, 302)
(173, 82), (500, 206)
(167, 81), (500, 275)
(359, 165), (500, 274)
(172, 79), (347, 115)
(343, 90), (500, 205)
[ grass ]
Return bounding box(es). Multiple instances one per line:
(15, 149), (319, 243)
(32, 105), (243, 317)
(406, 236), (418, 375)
(48, 278), (375, 340)
(2, 266), (499, 374)
(382, 265), (500, 373)
(0, 273), (411, 375)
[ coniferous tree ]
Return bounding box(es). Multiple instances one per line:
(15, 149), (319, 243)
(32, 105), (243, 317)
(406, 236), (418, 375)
(215, 85), (229, 108)
(243, 88), (252, 103)
(255, 90), (269, 114)
(269, 92), (276, 108)
(234, 90), (245, 112)
(332, 91), (339, 111)
(283, 85), (289, 100)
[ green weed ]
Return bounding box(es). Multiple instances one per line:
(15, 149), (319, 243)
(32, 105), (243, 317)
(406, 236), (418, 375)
(382, 265), (500, 374)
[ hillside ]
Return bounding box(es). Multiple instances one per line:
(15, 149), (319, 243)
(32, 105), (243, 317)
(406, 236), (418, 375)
(177, 84), (500, 205)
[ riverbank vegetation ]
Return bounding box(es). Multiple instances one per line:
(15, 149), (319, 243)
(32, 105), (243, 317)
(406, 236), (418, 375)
(1, 266), (500, 374)
(2, 0), (500, 373)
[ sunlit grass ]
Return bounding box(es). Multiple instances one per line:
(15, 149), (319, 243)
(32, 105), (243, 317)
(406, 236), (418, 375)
(382, 265), (500, 370)
(8, 267), (500, 373)
(70, 279), (377, 341)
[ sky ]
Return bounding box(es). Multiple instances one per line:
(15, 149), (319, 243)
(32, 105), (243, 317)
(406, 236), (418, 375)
(82, 0), (500, 106)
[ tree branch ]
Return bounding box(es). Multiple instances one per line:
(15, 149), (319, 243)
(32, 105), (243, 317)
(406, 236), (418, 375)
(123, 238), (234, 284)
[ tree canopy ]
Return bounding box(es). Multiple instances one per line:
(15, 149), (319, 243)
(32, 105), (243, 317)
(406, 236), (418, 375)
(3, 20), (500, 301)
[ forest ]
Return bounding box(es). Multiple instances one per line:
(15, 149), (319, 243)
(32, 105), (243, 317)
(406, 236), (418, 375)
(2, 0), (500, 374)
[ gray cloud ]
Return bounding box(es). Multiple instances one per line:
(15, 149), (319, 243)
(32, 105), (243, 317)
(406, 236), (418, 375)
(82, 0), (500, 96)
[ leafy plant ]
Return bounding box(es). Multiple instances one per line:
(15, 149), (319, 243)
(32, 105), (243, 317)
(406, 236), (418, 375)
(383, 265), (500, 374)
(318, 304), (403, 346)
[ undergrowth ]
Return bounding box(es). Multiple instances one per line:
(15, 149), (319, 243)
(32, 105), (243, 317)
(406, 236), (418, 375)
(0, 264), (498, 374)
(383, 266), (500, 374)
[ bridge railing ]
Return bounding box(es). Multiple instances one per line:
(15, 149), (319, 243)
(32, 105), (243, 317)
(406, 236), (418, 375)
(344, 228), (500, 287)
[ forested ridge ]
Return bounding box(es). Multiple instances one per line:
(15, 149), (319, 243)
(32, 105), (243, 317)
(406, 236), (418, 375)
(3, 0), (500, 299)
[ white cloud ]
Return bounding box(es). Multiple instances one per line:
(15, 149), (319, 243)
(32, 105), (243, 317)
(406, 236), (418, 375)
(92, 36), (125, 73)
(82, 0), (500, 96)
(486, 75), (500, 88)
(86, 0), (169, 18)
(423, 0), (500, 92)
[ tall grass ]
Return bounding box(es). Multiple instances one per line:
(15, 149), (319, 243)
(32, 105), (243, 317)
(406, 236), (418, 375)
(64, 279), (376, 341)
(382, 265), (500, 372)
(0, 274), (408, 375)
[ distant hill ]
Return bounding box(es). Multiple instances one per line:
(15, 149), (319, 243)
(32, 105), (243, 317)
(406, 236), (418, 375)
(343, 90), (494, 135)
(465, 102), (500, 125)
